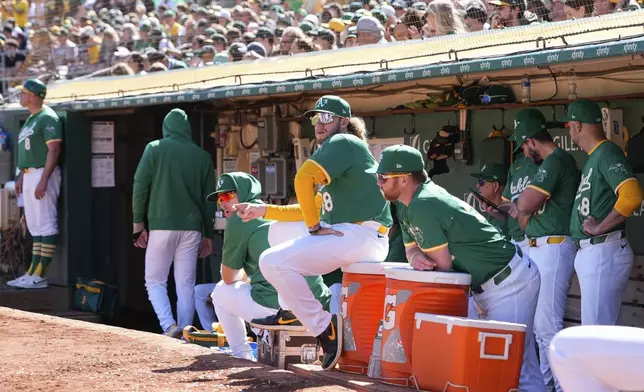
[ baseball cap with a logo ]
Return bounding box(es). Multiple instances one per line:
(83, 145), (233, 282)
(18, 79), (47, 99)
(470, 163), (507, 183)
(206, 175), (237, 201)
(366, 144), (425, 174)
(303, 95), (352, 118)
(509, 109), (547, 152)
(560, 99), (602, 124)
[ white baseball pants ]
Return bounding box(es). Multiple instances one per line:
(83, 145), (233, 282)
(195, 283), (217, 332)
(22, 167), (61, 236)
(574, 235), (633, 325)
(549, 325), (644, 392)
(511, 237), (530, 259)
(145, 230), (202, 332)
(530, 237), (577, 392)
(211, 280), (277, 360)
(259, 222), (389, 337)
(469, 250), (545, 392)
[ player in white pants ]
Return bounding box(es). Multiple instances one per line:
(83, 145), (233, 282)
(210, 172), (331, 360)
(549, 325), (644, 392)
(132, 108), (216, 338)
(195, 282), (217, 332)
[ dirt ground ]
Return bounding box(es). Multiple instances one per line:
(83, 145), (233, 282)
(0, 307), (353, 392)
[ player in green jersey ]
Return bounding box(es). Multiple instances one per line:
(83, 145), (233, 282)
(234, 96), (391, 370)
(470, 163), (509, 238)
(565, 100), (643, 326)
(374, 144), (544, 392)
(201, 172), (331, 360)
(509, 109), (580, 392)
(8, 79), (62, 290)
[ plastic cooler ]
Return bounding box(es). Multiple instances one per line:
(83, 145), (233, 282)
(380, 267), (471, 387)
(412, 313), (526, 392)
(338, 261), (403, 375)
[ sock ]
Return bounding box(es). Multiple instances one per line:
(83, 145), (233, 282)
(27, 236), (42, 275)
(34, 234), (57, 278)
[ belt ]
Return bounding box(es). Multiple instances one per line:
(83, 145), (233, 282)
(577, 230), (626, 249)
(355, 221), (389, 235)
(512, 235), (527, 243)
(471, 245), (523, 294)
(22, 167), (43, 173)
(528, 236), (566, 248)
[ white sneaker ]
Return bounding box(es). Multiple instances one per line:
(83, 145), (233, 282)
(13, 275), (48, 289)
(7, 273), (31, 287)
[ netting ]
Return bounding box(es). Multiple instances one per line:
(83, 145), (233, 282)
(0, 0), (640, 96)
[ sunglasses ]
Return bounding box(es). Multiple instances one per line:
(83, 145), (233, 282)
(377, 173), (410, 184)
(311, 112), (336, 126)
(217, 191), (236, 205)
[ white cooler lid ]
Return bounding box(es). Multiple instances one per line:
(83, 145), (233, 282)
(342, 262), (406, 275)
(414, 313), (527, 332)
(384, 266), (472, 286)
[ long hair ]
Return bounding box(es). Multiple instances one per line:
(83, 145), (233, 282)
(346, 117), (368, 141)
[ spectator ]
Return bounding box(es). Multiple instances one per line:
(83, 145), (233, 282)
(355, 16), (386, 46)
(564, 0), (595, 18)
(464, 1), (489, 31)
(255, 27), (275, 56)
(147, 50), (187, 70)
(2, 39), (26, 76)
(423, 0), (467, 37)
(147, 61), (167, 72)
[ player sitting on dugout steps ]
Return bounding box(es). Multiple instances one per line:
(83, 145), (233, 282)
(205, 172), (332, 360)
(234, 95), (392, 371)
(374, 144), (545, 392)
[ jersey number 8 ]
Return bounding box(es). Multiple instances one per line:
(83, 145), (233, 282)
(322, 192), (333, 212)
(578, 197), (590, 217)
(24, 138), (31, 151)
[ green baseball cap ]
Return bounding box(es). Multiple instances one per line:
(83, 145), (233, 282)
(18, 79), (47, 99)
(206, 175), (236, 202)
(509, 109), (547, 152)
(366, 144), (425, 174)
(303, 95), (352, 119)
(560, 99), (602, 124)
(470, 163), (507, 183)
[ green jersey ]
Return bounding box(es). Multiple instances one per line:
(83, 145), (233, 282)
(502, 156), (539, 240)
(18, 105), (62, 169)
(397, 180), (516, 287)
(222, 211), (331, 310)
(311, 133), (392, 227)
(525, 148), (580, 238)
(570, 140), (636, 240)
(483, 213), (508, 239)
(384, 223), (408, 263)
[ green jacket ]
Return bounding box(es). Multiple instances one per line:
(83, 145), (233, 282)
(132, 109), (216, 237)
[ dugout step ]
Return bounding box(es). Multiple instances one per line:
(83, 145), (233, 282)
(289, 363), (411, 392)
(0, 285), (68, 313)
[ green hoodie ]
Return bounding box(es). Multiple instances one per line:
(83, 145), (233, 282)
(133, 109), (216, 237)
(214, 172), (331, 311)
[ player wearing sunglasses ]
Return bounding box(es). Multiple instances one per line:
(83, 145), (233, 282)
(469, 163), (509, 238)
(235, 95), (391, 370)
(200, 172), (331, 360)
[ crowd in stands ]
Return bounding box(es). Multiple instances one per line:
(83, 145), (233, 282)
(0, 0), (640, 91)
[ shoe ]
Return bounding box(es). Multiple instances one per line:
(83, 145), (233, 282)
(13, 275), (48, 289)
(317, 314), (343, 371)
(249, 309), (306, 331)
(7, 273), (31, 287)
(163, 324), (182, 339)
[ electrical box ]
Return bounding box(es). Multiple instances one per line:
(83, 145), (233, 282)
(368, 137), (405, 162)
(252, 157), (289, 199)
(602, 108), (625, 151)
(293, 138), (312, 171)
(258, 113), (278, 153)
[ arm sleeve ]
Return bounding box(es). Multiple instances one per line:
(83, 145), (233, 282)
(309, 135), (353, 183)
(201, 159), (217, 238)
(132, 144), (154, 224)
(294, 160), (328, 227)
(526, 156), (559, 198)
(43, 114), (63, 143)
(614, 178), (643, 217)
(220, 217), (248, 270)
(264, 193), (323, 221)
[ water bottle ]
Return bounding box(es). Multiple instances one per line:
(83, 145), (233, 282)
(521, 75), (531, 104)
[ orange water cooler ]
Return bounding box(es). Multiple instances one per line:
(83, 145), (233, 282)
(338, 262), (403, 375)
(380, 267), (471, 387)
(411, 313), (526, 392)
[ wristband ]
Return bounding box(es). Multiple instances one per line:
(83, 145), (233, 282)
(308, 224), (321, 234)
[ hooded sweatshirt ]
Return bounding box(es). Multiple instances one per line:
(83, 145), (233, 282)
(133, 109), (216, 237)
(217, 172), (331, 311)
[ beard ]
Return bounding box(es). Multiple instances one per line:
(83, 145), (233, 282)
(528, 147), (542, 165)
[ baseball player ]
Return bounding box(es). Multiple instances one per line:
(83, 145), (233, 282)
(375, 144), (545, 392)
(235, 95), (391, 370)
(8, 79), (62, 290)
(509, 109), (580, 392)
(549, 325), (644, 392)
(194, 282), (218, 332)
(503, 154), (539, 255)
(208, 172), (331, 360)
(132, 108), (217, 338)
(565, 100), (643, 326)
(470, 163), (509, 238)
